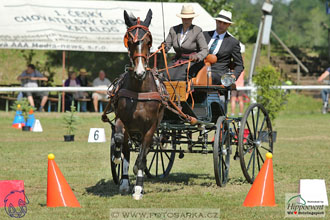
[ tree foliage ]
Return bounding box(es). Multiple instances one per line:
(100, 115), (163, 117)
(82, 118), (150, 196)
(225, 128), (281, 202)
(45, 0), (330, 78)
(271, 0), (329, 49)
(253, 65), (287, 122)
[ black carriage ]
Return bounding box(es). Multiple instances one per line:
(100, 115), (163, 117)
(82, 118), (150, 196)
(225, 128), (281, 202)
(110, 75), (275, 187)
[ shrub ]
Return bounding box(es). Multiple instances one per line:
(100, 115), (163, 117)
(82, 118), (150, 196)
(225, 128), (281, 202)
(253, 65), (287, 121)
(63, 105), (79, 135)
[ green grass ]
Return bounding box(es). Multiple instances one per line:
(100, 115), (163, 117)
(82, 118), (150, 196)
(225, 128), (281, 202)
(0, 94), (329, 220)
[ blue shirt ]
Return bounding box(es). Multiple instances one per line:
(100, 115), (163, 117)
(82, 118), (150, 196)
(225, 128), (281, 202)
(19, 70), (44, 86)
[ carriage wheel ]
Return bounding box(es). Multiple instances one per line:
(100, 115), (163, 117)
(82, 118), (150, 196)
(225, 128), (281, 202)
(145, 129), (176, 178)
(213, 116), (230, 187)
(110, 129), (122, 185)
(238, 103), (274, 184)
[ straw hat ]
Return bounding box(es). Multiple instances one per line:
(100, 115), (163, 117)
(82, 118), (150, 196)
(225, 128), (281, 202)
(176, 4), (198, 18)
(79, 68), (87, 75)
(214, 9), (234, 24)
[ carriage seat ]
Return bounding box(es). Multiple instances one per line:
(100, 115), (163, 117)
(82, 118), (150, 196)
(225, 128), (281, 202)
(191, 54), (217, 86)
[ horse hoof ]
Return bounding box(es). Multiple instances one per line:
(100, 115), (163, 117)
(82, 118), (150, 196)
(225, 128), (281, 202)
(132, 193), (143, 200)
(119, 179), (130, 195)
(132, 186), (143, 200)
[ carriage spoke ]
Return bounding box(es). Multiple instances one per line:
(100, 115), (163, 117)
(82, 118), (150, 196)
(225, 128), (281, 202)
(257, 148), (265, 164)
(251, 109), (256, 139)
(256, 148), (261, 171)
(160, 151), (165, 174)
(260, 145), (272, 152)
(164, 151), (172, 161)
(245, 121), (254, 141)
(252, 147), (256, 181)
(255, 107), (260, 138)
(244, 138), (254, 146)
(243, 143), (254, 155)
(156, 148), (159, 177)
(257, 117), (267, 140)
(246, 147), (255, 172)
(148, 150), (157, 171)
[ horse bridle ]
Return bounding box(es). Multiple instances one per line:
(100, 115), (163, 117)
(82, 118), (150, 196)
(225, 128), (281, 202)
(124, 17), (152, 65)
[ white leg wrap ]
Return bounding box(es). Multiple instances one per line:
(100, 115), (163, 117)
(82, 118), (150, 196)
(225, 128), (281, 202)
(132, 169), (144, 200)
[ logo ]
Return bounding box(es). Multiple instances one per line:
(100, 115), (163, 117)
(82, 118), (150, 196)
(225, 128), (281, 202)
(4, 190), (29, 218)
(285, 193), (325, 218)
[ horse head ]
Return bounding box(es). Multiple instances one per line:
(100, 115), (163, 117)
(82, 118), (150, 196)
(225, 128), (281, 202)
(124, 9), (153, 80)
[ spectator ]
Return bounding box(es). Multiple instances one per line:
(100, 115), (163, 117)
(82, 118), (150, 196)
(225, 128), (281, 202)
(231, 43), (245, 116)
(76, 68), (89, 112)
(92, 70), (111, 112)
(64, 71), (83, 111)
(17, 64), (48, 112)
(77, 68), (90, 87)
(317, 67), (330, 114)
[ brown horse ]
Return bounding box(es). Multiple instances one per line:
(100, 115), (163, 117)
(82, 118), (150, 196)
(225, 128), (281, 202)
(112, 9), (164, 200)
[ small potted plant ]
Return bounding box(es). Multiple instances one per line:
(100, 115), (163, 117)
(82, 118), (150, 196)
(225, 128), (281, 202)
(11, 98), (35, 131)
(63, 105), (79, 142)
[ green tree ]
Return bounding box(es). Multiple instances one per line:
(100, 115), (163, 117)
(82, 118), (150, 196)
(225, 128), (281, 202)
(253, 65), (287, 122)
(272, 0), (329, 49)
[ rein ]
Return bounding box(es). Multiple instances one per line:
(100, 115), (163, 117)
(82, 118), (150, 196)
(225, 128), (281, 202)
(102, 19), (199, 126)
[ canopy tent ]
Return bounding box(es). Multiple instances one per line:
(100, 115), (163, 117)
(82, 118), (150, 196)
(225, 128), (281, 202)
(0, 0), (216, 52)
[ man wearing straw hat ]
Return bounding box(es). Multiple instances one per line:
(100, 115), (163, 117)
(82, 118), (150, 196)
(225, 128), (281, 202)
(164, 4), (208, 81)
(203, 9), (244, 84)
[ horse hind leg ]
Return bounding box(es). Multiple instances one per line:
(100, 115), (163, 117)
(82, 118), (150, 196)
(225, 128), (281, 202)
(119, 134), (130, 194)
(113, 119), (125, 164)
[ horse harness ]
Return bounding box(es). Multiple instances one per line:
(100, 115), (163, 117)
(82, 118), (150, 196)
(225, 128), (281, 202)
(102, 19), (198, 125)
(124, 17), (152, 65)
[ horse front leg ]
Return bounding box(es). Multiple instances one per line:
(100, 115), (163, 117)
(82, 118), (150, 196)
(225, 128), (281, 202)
(113, 119), (125, 164)
(132, 125), (156, 200)
(119, 132), (130, 194)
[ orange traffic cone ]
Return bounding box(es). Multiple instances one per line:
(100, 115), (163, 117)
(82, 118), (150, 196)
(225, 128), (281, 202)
(243, 152), (276, 207)
(47, 154), (81, 207)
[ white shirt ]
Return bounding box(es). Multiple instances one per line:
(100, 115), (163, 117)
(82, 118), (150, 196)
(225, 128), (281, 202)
(180, 28), (189, 46)
(208, 31), (226, 55)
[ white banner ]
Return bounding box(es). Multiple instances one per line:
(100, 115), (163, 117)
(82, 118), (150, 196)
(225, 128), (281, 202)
(0, 0), (215, 52)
